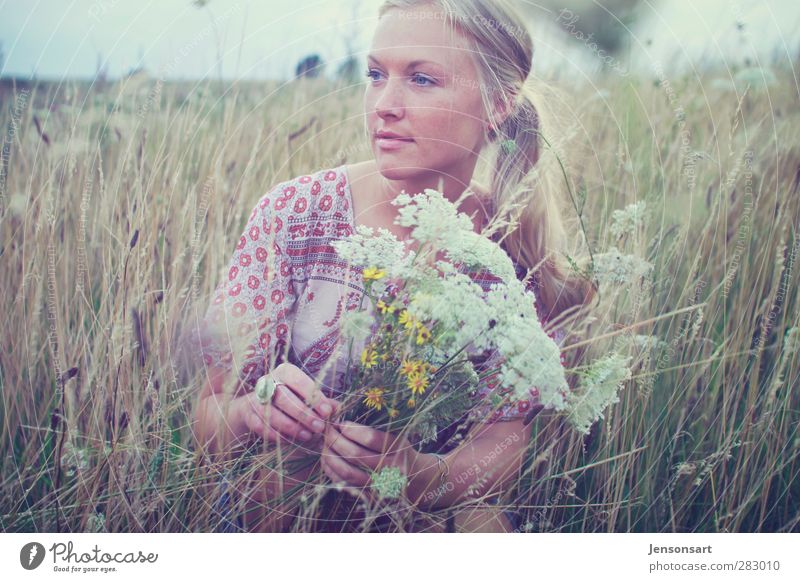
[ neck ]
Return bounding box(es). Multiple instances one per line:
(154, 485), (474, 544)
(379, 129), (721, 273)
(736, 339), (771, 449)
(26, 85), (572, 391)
(376, 157), (480, 208)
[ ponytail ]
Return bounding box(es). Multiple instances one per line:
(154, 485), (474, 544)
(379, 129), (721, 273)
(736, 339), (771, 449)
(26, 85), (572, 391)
(488, 82), (595, 323)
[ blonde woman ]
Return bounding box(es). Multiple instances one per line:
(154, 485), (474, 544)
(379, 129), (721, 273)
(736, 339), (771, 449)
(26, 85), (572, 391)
(187, 0), (593, 532)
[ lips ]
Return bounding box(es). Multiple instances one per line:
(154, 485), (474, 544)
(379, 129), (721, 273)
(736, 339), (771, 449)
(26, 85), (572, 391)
(375, 131), (414, 141)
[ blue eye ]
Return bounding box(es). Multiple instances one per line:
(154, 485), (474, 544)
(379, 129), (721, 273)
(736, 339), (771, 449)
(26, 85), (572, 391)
(365, 68), (434, 87)
(411, 73), (434, 87)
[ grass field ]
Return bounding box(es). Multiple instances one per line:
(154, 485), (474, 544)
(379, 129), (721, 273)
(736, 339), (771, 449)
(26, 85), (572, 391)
(0, 66), (798, 532)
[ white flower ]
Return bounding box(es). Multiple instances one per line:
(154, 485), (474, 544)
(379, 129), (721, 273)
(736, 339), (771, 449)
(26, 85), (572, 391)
(330, 225), (413, 279)
(370, 466), (407, 499)
(61, 441), (89, 477)
(592, 247), (653, 286)
(484, 278), (569, 409)
(339, 309), (375, 343)
(566, 353), (632, 435)
(783, 327), (799, 356)
(392, 189), (517, 282)
(406, 267), (492, 355)
(86, 512), (106, 533)
(610, 200), (649, 238)
(331, 187), (570, 409)
(621, 334), (666, 352)
(392, 188), (473, 246)
(733, 67), (777, 91)
(7, 192), (28, 218)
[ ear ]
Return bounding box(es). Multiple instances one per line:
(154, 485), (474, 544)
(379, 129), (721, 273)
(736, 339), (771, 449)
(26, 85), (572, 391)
(489, 92), (516, 129)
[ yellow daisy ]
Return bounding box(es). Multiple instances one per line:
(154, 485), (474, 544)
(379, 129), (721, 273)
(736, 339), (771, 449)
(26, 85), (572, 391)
(399, 358), (421, 376)
(387, 407), (399, 418)
(416, 325), (432, 345)
(377, 299), (395, 315)
(361, 346), (378, 369)
(407, 371), (429, 396)
(363, 266), (385, 281)
(398, 309), (417, 331)
(363, 388), (386, 411)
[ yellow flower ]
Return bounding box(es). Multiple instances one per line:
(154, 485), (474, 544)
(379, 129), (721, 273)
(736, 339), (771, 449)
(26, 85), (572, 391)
(380, 352), (389, 362)
(398, 309), (417, 331)
(399, 358), (421, 376)
(387, 407), (399, 418)
(363, 266), (386, 281)
(363, 388), (386, 411)
(407, 398), (416, 408)
(377, 299), (395, 315)
(416, 325), (432, 345)
(407, 371), (429, 396)
(361, 347), (378, 369)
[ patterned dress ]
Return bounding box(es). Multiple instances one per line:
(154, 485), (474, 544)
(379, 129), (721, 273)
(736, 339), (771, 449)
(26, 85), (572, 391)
(184, 164), (566, 433)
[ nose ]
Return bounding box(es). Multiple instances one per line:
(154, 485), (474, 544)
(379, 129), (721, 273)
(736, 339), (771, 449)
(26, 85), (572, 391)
(373, 77), (405, 121)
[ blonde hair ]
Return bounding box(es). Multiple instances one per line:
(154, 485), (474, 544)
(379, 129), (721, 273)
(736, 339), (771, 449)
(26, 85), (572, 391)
(377, 0), (595, 322)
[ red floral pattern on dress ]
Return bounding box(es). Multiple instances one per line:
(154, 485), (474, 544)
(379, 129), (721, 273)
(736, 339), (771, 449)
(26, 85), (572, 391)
(184, 165), (568, 420)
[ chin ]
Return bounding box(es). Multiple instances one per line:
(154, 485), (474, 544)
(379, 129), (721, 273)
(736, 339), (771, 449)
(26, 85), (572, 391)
(374, 155), (427, 181)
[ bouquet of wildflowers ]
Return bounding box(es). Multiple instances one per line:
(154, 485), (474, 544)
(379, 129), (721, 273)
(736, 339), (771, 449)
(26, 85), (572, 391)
(323, 190), (653, 498)
(330, 190), (570, 448)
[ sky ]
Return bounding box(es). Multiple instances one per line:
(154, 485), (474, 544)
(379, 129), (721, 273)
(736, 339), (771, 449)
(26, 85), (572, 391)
(0, 0), (798, 82)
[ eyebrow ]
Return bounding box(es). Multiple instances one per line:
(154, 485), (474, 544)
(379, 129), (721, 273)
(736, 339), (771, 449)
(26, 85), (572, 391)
(367, 55), (443, 69)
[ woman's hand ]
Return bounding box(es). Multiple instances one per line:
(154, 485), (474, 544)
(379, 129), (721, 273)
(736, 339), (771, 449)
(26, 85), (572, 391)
(239, 363), (341, 452)
(320, 420), (419, 500)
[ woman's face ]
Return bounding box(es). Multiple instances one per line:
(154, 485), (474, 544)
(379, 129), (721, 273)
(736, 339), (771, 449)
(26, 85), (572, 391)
(365, 5), (488, 181)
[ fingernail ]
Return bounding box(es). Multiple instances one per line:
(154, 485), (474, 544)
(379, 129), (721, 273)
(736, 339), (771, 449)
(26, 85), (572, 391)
(299, 430), (312, 441)
(311, 420), (325, 432)
(320, 403), (332, 417)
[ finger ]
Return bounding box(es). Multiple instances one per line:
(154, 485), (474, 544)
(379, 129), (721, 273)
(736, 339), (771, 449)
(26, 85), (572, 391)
(272, 362), (325, 407)
(320, 441), (356, 488)
(317, 397), (342, 420)
(242, 409), (284, 444)
(320, 457), (362, 497)
(272, 383), (327, 435)
(321, 448), (371, 488)
(324, 424), (383, 471)
(260, 403), (315, 444)
(338, 421), (396, 453)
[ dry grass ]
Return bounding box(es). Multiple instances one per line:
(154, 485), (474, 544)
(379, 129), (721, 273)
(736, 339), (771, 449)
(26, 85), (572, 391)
(0, 67), (798, 532)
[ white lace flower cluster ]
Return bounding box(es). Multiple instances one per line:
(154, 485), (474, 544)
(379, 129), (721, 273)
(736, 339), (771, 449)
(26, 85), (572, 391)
(566, 352), (632, 435)
(335, 224), (413, 280)
(610, 200), (649, 238)
(783, 326), (799, 356)
(370, 466), (408, 499)
(620, 333), (667, 352)
(61, 440), (89, 478)
(392, 190), (518, 283)
(592, 246), (653, 286)
(332, 188), (570, 410)
(339, 309), (375, 343)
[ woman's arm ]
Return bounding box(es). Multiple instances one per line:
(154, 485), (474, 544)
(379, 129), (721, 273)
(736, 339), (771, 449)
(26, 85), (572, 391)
(192, 364), (257, 460)
(193, 362), (337, 461)
(406, 419), (532, 511)
(319, 417), (532, 511)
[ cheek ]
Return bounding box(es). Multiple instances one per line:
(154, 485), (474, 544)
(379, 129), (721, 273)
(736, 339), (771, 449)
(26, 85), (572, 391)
(421, 104), (484, 148)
